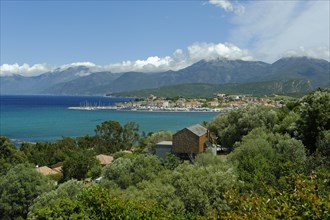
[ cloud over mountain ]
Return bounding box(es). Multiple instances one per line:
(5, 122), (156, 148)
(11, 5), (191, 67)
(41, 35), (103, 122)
(0, 42), (254, 76)
(283, 47), (330, 60)
(0, 63), (50, 77)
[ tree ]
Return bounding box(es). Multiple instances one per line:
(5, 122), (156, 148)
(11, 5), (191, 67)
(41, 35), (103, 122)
(28, 180), (86, 217)
(20, 137), (77, 167)
(131, 154), (163, 185)
(219, 171), (330, 220)
(318, 130), (330, 160)
(296, 89), (330, 153)
(95, 120), (140, 153)
(28, 197), (87, 220)
(95, 120), (123, 152)
(102, 154), (163, 189)
(0, 163), (53, 219)
(29, 186), (172, 219)
(273, 111), (300, 137)
(208, 105), (278, 151)
(62, 149), (101, 181)
(134, 160), (237, 216)
(228, 128), (306, 193)
(102, 157), (134, 189)
(0, 136), (27, 175)
(162, 153), (181, 170)
(122, 121), (140, 150)
(78, 186), (172, 219)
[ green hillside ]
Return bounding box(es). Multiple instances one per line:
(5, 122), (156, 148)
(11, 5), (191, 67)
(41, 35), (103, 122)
(112, 79), (313, 98)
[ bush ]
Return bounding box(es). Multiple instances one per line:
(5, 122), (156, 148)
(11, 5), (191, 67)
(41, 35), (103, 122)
(0, 164), (53, 219)
(218, 171), (330, 220)
(208, 105), (278, 151)
(229, 128), (306, 193)
(102, 154), (163, 189)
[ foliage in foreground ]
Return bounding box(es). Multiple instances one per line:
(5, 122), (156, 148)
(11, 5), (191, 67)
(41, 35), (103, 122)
(0, 164), (53, 219)
(1, 89), (330, 219)
(229, 128), (306, 193)
(208, 105), (278, 151)
(0, 136), (27, 175)
(217, 171), (330, 220)
(28, 186), (172, 220)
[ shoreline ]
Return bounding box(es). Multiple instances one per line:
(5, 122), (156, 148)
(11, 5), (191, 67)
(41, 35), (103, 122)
(68, 106), (232, 113)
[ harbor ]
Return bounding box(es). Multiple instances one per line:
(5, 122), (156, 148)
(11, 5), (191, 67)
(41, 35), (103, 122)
(68, 105), (231, 112)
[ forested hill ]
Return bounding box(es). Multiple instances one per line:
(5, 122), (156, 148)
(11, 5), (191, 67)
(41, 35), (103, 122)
(113, 79), (313, 98)
(1, 56), (329, 95)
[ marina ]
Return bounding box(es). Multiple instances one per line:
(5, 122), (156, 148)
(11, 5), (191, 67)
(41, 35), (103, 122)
(1, 95), (219, 143)
(68, 105), (231, 112)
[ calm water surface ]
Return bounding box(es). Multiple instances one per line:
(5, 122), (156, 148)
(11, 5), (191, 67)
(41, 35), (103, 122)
(0, 95), (219, 142)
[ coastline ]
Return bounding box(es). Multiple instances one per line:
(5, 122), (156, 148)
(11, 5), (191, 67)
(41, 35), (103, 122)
(2, 95), (219, 144)
(68, 106), (233, 113)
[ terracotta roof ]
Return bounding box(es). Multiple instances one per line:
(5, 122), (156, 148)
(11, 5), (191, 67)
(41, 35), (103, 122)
(96, 154), (114, 166)
(36, 166), (59, 175)
(187, 124), (208, 136)
(51, 162), (63, 169)
(52, 166), (62, 173)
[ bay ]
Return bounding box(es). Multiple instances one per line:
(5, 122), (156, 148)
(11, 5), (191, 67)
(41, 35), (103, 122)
(0, 95), (219, 143)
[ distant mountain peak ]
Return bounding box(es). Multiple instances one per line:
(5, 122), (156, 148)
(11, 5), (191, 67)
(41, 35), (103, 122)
(1, 57), (328, 95)
(276, 56), (328, 63)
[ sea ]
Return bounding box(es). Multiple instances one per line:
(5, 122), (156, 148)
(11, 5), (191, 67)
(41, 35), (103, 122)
(0, 95), (219, 143)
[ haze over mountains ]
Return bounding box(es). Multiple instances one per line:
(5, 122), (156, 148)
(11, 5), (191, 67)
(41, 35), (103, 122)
(1, 57), (329, 96)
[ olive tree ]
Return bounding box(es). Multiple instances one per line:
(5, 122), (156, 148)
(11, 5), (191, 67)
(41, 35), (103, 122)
(296, 89), (330, 153)
(0, 136), (27, 175)
(229, 128), (306, 193)
(208, 105), (278, 151)
(0, 164), (53, 219)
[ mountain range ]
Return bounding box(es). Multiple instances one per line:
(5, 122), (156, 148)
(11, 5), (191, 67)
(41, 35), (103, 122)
(1, 57), (329, 96)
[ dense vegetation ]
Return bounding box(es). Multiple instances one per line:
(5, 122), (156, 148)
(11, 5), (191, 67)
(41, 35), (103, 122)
(112, 79), (312, 98)
(0, 89), (329, 219)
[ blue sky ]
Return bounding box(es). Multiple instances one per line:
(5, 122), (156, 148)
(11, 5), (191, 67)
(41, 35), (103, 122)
(1, 0), (329, 76)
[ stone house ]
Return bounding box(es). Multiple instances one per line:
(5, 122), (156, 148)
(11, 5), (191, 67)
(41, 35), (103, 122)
(172, 124), (209, 155)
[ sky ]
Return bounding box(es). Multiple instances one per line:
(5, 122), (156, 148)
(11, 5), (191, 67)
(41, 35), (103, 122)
(0, 0), (329, 76)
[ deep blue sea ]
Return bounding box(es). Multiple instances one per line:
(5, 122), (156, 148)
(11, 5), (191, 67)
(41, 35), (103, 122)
(0, 95), (219, 143)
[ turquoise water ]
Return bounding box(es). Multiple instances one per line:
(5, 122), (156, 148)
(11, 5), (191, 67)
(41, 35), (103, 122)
(0, 95), (219, 142)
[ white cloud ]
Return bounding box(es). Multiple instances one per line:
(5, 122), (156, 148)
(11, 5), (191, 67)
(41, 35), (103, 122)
(104, 42), (254, 73)
(1, 42), (254, 77)
(187, 42), (254, 62)
(228, 1), (330, 62)
(283, 46), (330, 61)
(0, 63), (51, 77)
(103, 56), (176, 73)
(59, 62), (97, 70)
(209, 0), (245, 15)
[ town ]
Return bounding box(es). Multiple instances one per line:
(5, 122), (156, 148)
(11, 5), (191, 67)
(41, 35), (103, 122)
(119, 93), (289, 109)
(69, 93), (292, 112)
